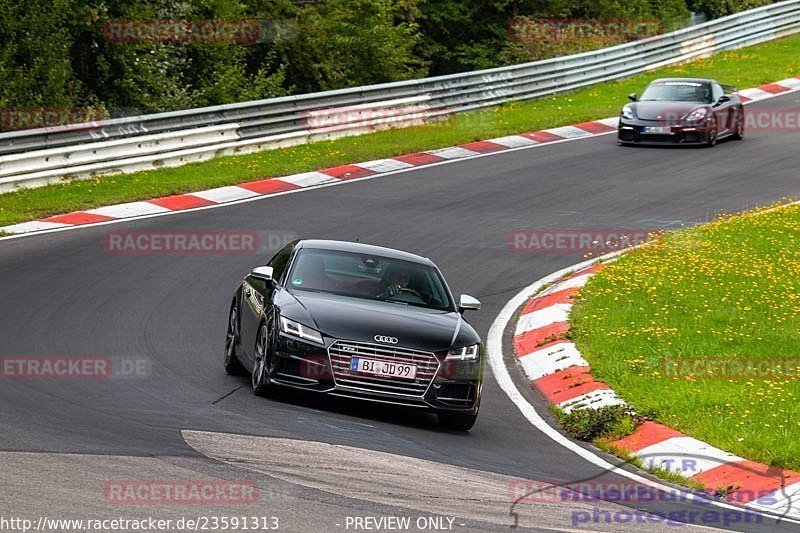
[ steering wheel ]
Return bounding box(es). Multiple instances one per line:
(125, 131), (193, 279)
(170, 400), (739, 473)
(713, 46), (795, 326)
(396, 287), (424, 300)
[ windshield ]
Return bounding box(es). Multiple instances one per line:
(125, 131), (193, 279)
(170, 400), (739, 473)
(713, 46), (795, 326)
(640, 81), (711, 103)
(287, 248), (455, 311)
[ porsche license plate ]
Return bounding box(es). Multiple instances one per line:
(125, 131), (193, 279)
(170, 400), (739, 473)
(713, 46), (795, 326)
(350, 358), (417, 380)
(642, 126), (672, 134)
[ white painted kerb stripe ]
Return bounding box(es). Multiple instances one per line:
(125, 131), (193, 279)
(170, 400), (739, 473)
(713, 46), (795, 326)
(515, 303), (572, 335)
(355, 159), (413, 173)
(517, 342), (589, 381)
(276, 171), (339, 188)
(748, 482), (800, 517)
(541, 274), (592, 294)
(544, 126), (593, 139)
(192, 186), (260, 203)
(2, 220), (71, 234)
(634, 437), (745, 476)
(486, 135), (538, 148)
(426, 147), (480, 159)
(738, 88), (774, 101)
(558, 389), (625, 413)
(86, 201), (170, 218)
(596, 117), (620, 128)
(774, 78), (800, 90)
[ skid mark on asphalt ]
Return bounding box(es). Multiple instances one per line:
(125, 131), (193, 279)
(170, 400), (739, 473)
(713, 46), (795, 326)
(211, 385), (246, 405)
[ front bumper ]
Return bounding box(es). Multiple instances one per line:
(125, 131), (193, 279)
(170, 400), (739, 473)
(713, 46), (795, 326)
(271, 333), (482, 414)
(618, 118), (711, 145)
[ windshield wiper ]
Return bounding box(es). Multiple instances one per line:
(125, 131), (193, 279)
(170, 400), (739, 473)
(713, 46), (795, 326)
(381, 297), (410, 306)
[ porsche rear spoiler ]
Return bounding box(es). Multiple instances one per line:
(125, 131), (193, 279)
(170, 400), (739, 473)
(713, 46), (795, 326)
(721, 84), (738, 94)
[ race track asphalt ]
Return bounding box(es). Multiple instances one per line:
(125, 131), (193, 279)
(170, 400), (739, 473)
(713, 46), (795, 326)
(1, 90), (798, 532)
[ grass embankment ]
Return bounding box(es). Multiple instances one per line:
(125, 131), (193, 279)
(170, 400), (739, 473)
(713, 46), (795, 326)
(1, 33), (800, 227)
(571, 203), (800, 470)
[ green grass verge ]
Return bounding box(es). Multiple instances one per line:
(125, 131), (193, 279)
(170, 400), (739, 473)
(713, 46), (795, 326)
(571, 202), (800, 471)
(1, 34), (799, 226)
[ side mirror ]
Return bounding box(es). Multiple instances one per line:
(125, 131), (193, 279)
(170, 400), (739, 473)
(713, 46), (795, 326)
(458, 294), (481, 313)
(251, 266), (274, 282)
(717, 95), (730, 104)
(628, 93), (638, 102)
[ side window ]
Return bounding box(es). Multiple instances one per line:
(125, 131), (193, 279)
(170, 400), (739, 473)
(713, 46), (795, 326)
(268, 243), (295, 284)
(712, 83), (724, 102)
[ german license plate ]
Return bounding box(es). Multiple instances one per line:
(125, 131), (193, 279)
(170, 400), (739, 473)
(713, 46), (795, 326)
(350, 357), (417, 380)
(642, 126), (672, 134)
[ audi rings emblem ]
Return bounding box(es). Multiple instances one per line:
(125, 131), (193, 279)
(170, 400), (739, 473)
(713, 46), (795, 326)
(374, 335), (398, 344)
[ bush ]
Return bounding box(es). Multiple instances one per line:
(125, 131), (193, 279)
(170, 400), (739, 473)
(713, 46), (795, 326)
(556, 404), (649, 441)
(687, 0), (772, 19)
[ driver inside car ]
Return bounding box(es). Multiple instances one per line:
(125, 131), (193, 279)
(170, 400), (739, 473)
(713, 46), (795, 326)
(694, 85), (710, 102)
(378, 266), (412, 299)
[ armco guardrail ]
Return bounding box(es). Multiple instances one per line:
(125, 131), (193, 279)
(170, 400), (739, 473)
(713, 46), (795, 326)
(1, 0), (799, 193)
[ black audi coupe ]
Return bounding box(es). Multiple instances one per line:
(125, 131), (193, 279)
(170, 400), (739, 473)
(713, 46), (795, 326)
(618, 77), (744, 146)
(224, 239), (484, 430)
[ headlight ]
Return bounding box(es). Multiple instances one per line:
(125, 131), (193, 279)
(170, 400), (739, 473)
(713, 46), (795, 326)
(279, 316), (324, 344)
(621, 105), (635, 120)
(683, 108), (708, 122)
(448, 344), (480, 361)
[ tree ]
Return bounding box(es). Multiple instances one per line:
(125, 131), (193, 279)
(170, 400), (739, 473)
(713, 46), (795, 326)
(275, 0), (425, 93)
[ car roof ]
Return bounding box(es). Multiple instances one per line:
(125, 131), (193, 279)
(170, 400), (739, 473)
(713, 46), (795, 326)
(649, 77), (714, 85)
(296, 239), (434, 265)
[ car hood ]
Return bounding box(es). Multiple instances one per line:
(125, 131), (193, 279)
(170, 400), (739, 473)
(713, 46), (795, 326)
(281, 289), (477, 353)
(633, 101), (706, 121)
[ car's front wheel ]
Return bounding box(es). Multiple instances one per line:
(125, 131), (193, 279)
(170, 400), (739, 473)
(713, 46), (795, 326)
(224, 302), (245, 375)
(706, 115), (718, 147)
(251, 321), (275, 396)
(732, 108), (745, 140)
(438, 412), (478, 431)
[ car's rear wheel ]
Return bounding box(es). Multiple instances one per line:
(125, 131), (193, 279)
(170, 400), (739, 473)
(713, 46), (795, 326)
(252, 322), (275, 396)
(706, 116), (718, 147)
(224, 302), (245, 375)
(732, 108), (745, 140)
(438, 412), (478, 431)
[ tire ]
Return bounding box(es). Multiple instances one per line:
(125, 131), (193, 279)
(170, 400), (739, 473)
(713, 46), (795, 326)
(706, 115), (718, 147)
(251, 321), (275, 396)
(438, 412), (478, 431)
(224, 301), (245, 375)
(732, 108), (745, 140)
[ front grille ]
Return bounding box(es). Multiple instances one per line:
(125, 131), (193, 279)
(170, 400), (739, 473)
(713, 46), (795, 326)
(642, 133), (676, 143)
(328, 340), (440, 397)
